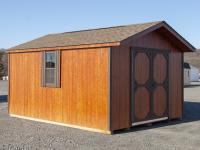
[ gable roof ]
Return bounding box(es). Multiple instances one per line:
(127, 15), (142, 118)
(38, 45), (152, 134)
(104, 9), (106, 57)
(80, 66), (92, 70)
(9, 21), (195, 52)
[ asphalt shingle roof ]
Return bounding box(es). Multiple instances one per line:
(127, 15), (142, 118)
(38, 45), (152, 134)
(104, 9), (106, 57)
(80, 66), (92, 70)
(10, 21), (162, 50)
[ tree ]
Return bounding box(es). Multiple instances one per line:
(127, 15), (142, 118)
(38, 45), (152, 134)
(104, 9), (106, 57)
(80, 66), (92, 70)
(0, 49), (8, 79)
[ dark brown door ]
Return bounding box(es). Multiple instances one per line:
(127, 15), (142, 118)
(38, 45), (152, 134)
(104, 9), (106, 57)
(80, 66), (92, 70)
(131, 48), (169, 125)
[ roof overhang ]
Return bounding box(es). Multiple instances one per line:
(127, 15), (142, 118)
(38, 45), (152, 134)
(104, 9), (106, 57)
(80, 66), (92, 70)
(160, 22), (196, 52)
(121, 21), (196, 52)
(7, 42), (120, 53)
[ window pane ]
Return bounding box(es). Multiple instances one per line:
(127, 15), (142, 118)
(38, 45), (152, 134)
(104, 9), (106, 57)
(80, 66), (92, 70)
(45, 69), (55, 84)
(45, 52), (56, 68)
(42, 51), (60, 87)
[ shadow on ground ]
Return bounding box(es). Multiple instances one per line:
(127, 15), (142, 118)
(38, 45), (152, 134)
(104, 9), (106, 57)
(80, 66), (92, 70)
(184, 85), (200, 88)
(184, 82), (200, 88)
(0, 95), (7, 103)
(115, 101), (200, 134)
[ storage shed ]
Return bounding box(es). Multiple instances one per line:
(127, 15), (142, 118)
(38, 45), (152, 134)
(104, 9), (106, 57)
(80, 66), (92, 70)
(8, 21), (195, 134)
(184, 62), (191, 85)
(190, 65), (199, 82)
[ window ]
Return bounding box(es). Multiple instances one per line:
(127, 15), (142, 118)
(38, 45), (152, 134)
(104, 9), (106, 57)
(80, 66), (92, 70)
(42, 51), (60, 87)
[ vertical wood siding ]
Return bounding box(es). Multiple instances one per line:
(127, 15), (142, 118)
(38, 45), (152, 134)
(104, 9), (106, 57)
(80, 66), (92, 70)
(111, 30), (183, 130)
(9, 47), (109, 131)
(111, 45), (130, 130)
(169, 51), (183, 118)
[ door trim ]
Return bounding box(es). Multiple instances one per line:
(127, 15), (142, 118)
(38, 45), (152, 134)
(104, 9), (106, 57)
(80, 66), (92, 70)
(131, 47), (170, 125)
(132, 117), (168, 126)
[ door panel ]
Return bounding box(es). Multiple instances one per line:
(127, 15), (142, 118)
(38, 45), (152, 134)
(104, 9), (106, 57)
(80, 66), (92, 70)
(153, 86), (167, 117)
(153, 54), (167, 84)
(134, 53), (150, 85)
(134, 87), (150, 120)
(131, 48), (169, 124)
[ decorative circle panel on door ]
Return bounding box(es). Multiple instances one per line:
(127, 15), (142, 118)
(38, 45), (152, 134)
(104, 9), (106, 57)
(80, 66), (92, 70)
(153, 86), (167, 117)
(153, 54), (167, 84)
(134, 87), (150, 120)
(135, 53), (150, 85)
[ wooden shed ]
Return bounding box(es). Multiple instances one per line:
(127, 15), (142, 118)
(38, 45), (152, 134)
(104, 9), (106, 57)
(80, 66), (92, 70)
(8, 21), (195, 134)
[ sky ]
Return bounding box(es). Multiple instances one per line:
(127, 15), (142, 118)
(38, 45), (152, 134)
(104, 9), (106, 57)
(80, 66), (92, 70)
(0, 0), (200, 49)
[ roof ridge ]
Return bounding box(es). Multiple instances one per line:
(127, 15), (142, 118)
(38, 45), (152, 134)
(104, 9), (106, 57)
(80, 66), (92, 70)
(48, 21), (163, 36)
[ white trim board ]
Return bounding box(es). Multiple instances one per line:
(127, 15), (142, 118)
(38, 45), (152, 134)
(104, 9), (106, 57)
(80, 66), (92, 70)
(10, 114), (112, 134)
(132, 117), (168, 126)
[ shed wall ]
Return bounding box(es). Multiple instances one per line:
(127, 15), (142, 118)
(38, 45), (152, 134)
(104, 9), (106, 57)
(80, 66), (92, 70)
(111, 30), (183, 131)
(9, 47), (110, 131)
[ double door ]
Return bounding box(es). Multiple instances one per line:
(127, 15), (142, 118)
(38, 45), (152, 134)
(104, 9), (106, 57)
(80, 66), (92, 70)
(131, 48), (169, 125)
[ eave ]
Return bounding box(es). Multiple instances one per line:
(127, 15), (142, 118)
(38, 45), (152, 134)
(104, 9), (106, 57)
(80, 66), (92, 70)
(7, 42), (120, 53)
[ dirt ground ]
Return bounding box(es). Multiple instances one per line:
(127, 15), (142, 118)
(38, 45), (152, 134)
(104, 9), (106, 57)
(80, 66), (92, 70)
(0, 81), (200, 150)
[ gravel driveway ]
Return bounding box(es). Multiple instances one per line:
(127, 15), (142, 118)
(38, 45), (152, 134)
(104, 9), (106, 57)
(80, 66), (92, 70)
(0, 81), (200, 150)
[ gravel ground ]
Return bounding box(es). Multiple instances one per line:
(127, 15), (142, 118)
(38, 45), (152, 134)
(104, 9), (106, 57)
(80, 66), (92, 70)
(0, 81), (200, 150)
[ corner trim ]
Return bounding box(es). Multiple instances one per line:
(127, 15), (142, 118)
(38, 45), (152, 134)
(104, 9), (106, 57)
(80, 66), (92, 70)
(108, 47), (112, 131)
(181, 53), (184, 118)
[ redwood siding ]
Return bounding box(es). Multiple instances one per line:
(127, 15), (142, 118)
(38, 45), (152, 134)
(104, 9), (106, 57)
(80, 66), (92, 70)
(111, 30), (183, 131)
(169, 51), (183, 118)
(111, 45), (130, 130)
(9, 48), (110, 131)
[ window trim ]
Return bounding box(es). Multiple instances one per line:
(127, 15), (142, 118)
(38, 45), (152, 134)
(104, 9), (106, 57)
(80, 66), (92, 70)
(41, 50), (60, 88)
